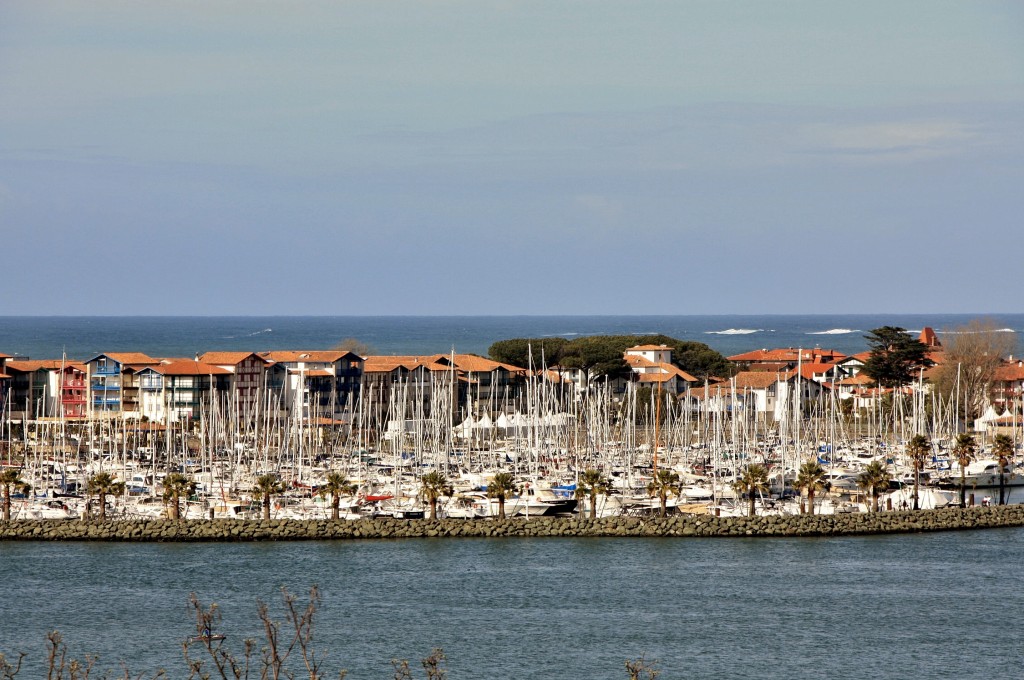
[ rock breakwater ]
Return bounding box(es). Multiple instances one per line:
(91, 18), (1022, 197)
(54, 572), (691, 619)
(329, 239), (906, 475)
(2, 506), (1024, 541)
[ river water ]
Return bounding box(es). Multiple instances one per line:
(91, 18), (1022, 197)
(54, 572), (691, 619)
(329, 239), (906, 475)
(1, 530), (1021, 679)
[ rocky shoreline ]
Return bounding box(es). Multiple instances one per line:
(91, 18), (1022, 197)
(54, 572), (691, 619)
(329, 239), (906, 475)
(2, 505), (1024, 541)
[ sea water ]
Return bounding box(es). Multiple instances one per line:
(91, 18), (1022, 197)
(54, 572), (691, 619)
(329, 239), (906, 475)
(1, 313), (1022, 360)
(0, 530), (1022, 679)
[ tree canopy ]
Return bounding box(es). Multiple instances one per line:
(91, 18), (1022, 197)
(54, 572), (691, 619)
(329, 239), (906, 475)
(861, 326), (934, 388)
(488, 334), (733, 381)
(928, 319), (1016, 420)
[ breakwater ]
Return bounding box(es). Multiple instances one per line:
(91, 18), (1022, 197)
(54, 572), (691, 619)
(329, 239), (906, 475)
(3, 505), (1024, 541)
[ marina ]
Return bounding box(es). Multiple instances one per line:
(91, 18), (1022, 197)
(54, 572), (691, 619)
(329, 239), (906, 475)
(2, 316), (1022, 524)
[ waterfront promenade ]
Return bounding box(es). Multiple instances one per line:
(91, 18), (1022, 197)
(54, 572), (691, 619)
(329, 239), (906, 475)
(3, 505), (1023, 541)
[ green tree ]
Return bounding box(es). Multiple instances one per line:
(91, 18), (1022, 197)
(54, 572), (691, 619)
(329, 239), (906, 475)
(487, 338), (571, 370)
(1, 468), (30, 522)
(861, 327), (934, 389)
(486, 472), (519, 519)
(794, 461), (827, 515)
(319, 471), (358, 520)
(575, 468), (610, 519)
(906, 434), (931, 510)
(733, 464), (770, 517)
(86, 472), (125, 521)
(646, 468), (681, 517)
(253, 474), (287, 520)
(857, 460), (892, 512)
(488, 334), (735, 383)
(162, 472), (197, 520)
(420, 471), (454, 520)
(992, 434), (1014, 506)
(952, 433), (977, 507)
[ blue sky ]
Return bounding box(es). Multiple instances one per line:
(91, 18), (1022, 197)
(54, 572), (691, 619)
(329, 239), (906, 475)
(1, 1), (1022, 315)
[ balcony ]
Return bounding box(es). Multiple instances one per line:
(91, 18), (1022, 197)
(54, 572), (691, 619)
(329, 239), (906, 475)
(91, 366), (121, 377)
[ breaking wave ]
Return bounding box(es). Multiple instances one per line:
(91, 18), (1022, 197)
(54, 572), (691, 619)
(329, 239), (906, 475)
(807, 328), (860, 335)
(706, 328), (762, 335)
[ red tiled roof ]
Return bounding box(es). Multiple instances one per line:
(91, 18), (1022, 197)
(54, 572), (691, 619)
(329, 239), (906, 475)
(6, 360), (87, 373)
(199, 351), (270, 366)
(259, 350), (360, 364)
(142, 360), (232, 376)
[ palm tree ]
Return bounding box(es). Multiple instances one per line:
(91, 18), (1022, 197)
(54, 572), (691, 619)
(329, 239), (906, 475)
(992, 434), (1014, 506)
(1, 468), (31, 522)
(420, 471), (453, 520)
(794, 461), (827, 515)
(857, 460), (892, 512)
(733, 464), (770, 517)
(486, 472), (519, 520)
(319, 472), (358, 520)
(952, 432), (977, 507)
(575, 468), (610, 519)
(906, 434), (931, 510)
(162, 472), (198, 520)
(253, 474), (286, 520)
(646, 469), (681, 518)
(86, 472), (125, 521)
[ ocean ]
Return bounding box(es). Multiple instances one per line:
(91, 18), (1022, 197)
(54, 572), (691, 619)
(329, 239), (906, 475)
(2, 314), (1023, 678)
(1, 531), (1021, 679)
(1, 313), (1022, 361)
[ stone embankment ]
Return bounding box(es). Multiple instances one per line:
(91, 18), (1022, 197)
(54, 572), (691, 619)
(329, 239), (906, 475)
(2, 505), (1024, 541)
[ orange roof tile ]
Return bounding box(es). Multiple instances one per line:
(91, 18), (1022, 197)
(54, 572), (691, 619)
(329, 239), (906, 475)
(6, 360), (87, 373)
(259, 350), (361, 364)
(94, 352), (158, 365)
(199, 351), (270, 366)
(142, 360), (232, 376)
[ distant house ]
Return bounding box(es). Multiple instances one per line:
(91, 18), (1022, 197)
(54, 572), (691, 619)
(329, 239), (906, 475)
(991, 359), (1024, 412)
(136, 359), (232, 423)
(85, 352), (160, 416)
(259, 350), (364, 420)
(623, 344), (699, 396)
(199, 352), (271, 422)
(0, 353), (12, 421)
(727, 347), (847, 372)
(5, 359), (89, 420)
(697, 369), (823, 422)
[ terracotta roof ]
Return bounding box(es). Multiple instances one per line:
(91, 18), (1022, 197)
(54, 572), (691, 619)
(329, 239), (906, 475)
(919, 327), (942, 348)
(0, 353), (12, 359)
(259, 350), (361, 364)
(140, 360), (232, 376)
(363, 355), (451, 373)
(452, 354), (525, 374)
(729, 371), (784, 390)
(626, 344), (672, 352)
(199, 351), (269, 366)
(298, 369), (333, 377)
(90, 352), (158, 365)
(837, 374), (874, 386)
(994, 362), (1024, 382)
(637, 373), (673, 383)
(625, 355), (659, 368)
(728, 348), (846, 363)
(6, 360), (87, 373)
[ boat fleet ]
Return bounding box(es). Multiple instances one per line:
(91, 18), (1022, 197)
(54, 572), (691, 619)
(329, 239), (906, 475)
(4, 427), (1022, 522)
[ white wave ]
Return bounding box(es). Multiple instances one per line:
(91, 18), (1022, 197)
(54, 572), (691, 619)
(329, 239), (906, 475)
(705, 328), (762, 335)
(247, 328), (273, 336)
(807, 328), (860, 335)
(942, 328), (1016, 334)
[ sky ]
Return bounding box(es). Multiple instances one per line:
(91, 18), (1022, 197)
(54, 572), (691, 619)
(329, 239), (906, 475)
(1, 1), (1022, 316)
